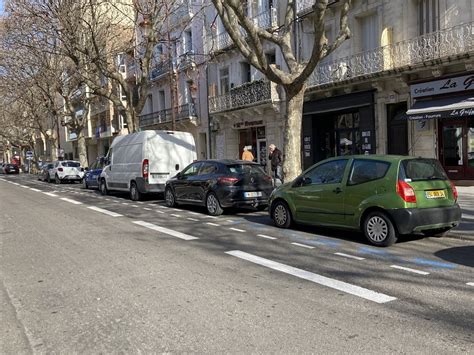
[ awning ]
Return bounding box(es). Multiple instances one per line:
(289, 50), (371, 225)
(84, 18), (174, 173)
(406, 94), (474, 120)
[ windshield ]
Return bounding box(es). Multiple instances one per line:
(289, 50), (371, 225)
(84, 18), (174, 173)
(227, 164), (265, 175)
(400, 159), (448, 181)
(62, 161), (81, 167)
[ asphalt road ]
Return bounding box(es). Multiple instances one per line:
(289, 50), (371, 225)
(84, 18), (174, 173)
(1, 174), (473, 353)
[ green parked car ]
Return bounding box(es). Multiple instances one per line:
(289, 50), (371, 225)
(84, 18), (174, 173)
(269, 155), (461, 247)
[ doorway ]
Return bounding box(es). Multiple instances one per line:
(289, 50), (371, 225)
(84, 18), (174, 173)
(438, 118), (474, 180)
(387, 102), (408, 155)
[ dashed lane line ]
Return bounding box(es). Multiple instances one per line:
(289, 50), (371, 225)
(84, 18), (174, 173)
(87, 206), (123, 217)
(143, 208), (152, 211)
(229, 227), (245, 233)
(43, 192), (59, 197)
(60, 198), (83, 205)
(335, 252), (366, 261)
(206, 222), (219, 227)
(225, 250), (397, 304)
(390, 265), (430, 275)
(187, 218), (199, 222)
(132, 221), (198, 241)
(467, 282), (474, 287)
(30, 188), (41, 192)
(156, 210), (165, 214)
(171, 214), (182, 218)
(291, 242), (315, 249)
(257, 234), (277, 240)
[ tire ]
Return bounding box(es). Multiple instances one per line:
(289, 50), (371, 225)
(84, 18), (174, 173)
(55, 174), (61, 184)
(100, 179), (108, 196)
(363, 211), (398, 247)
(271, 200), (292, 228)
(130, 181), (142, 201)
(206, 192), (224, 216)
(83, 178), (88, 189)
(165, 187), (176, 207)
(47, 174), (51, 183)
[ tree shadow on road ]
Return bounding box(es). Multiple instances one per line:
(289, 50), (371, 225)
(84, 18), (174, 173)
(434, 246), (474, 267)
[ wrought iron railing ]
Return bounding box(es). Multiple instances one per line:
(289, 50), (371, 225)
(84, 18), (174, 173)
(150, 59), (172, 81)
(208, 79), (272, 113)
(307, 22), (474, 88)
(205, 7), (278, 54)
(139, 103), (197, 128)
(296, 0), (316, 14)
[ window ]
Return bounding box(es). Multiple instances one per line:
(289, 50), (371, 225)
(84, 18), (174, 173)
(265, 52), (276, 65)
(158, 90), (166, 110)
(360, 13), (378, 52)
(348, 160), (390, 185)
(219, 67), (230, 95)
(182, 162), (202, 177)
(118, 53), (126, 73)
(400, 159), (447, 181)
(184, 30), (193, 53)
(304, 159), (348, 185)
(199, 162), (217, 175)
(227, 164), (265, 175)
(241, 62), (251, 84)
(147, 94), (153, 113)
(418, 0), (439, 35)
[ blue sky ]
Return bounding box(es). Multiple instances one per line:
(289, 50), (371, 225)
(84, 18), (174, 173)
(0, 0), (3, 15)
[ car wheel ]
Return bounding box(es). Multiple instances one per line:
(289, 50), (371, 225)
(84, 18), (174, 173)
(47, 174), (51, 183)
(130, 181), (142, 201)
(206, 192), (224, 216)
(100, 179), (108, 196)
(271, 200), (292, 228)
(83, 178), (88, 189)
(363, 211), (398, 247)
(55, 174), (61, 184)
(165, 187), (176, 207)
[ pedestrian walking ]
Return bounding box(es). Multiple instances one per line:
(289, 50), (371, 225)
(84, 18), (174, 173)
(241, 146), (254, 161)
(268, 143), (283, 186)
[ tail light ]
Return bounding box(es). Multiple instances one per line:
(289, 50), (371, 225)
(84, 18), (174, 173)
(58, 167), (63, 172)
(450, 181), (458, 201)
(142, 159), (149, 181)
(218, 176), (239, 185)
(397, 180), (416, 203)
(263, 175), (273, 183)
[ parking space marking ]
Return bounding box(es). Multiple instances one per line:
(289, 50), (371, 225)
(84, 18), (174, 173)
(257, 234), (277, 240)
(467, 282), (474, 287)
(171, 214), (181, 218)
(229, 227), (245, 233)
(390, 265), (429, 275)
(291, 242), (315, 249)
(335, 252), (366, 261)
(226, 251), (397, 304)
(122, 203), (129, 205)
(143, 208), (152, 211)
(206, 215), (219, 219)
(43, 192), (59, 197)
(206, 222), (219, 227)
(132, 221), (198, 241)
(156, 210), (165, 214)
(131, 205), (139, 208)
(187, 211), (200, 215)
(60, 198), (83, 205)
(187, 218), (199, 222)
(87, 206), (123, 217)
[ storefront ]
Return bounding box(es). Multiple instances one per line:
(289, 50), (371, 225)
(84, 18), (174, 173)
(233, 120), (267, 165)
(302, 91), (376, 169)
(406, 73), (474, 180)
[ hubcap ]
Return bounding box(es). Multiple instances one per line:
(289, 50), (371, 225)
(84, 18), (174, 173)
(274, 204), (287, 226)
(166, 190), (174, 205)
(207, 194), (218, 213)
(366, 216), (388, 242)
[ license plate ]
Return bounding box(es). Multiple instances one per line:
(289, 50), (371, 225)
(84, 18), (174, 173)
(425, 190), (445, 199)
(244, 191), (262, 198)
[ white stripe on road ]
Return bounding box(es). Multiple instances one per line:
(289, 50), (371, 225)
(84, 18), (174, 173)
(156, 210), (165, 214)
(467, 282), (474, 287)
(20, 185), (30, 189)
(11, 182), (20, 185)
(30, 188), (41, 192)
(171, 214), (181, 218)
(87, 206), (123, 217)
(206, 222), (219, 227)
(257, 234), (277, 240)
(291, 242), (315, 249)
(226, 250), (397, 304)
(335, 252), (366, 261)
(206, 215), (218, 219)
(229, 227), (245, 233)
(122, 203), (129, 205)
(390, 265), (429, 275)
(187, 211), (200, 215)
(131, 205), (139, 208)
(60, 198), (83, 205)
(132, 221), (198, 241)
(43, 192), (58, 197)
(143, 208), (152, 211)
(187, 218), (199, 222)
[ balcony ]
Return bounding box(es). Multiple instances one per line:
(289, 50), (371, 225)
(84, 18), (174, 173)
(139, 103), (197, 128)
(205, 7), (278, 54)
(307, 22), (474, 89)
(150, 59), (172, 81)
(209, 79), (273, 114)
(170, 0), (196, 24)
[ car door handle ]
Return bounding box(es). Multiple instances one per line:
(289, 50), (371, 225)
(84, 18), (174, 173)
(333, 187), (342, 194)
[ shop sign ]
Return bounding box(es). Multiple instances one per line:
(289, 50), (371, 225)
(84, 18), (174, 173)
(232, 120), (264, 129)
(411, 74), (474, 98)
(303, 136), (311, 158)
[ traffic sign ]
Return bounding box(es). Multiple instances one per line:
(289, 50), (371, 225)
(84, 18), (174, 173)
(26, 151), (33, 158)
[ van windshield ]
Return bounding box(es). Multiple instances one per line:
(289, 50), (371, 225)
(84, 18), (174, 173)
(400, 159), (448, 181)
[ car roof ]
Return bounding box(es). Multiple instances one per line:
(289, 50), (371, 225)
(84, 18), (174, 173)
(197, 159), (260, 165)
(326, 155), (433, 163)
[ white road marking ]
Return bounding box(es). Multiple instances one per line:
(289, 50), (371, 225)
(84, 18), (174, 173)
(206, 215), (219, 219)
(60, 198), (83, 205)
(335, 252), (366, 261)
(226, 251), (397, 304)
(87, 206), (123, 217)
(148, 204), (155, 206)
(257, 234), (277, 240)
(132, 221), (198, 241)
(187, 211), (200, 215)
(20, 185), (30, 189)
(105, 199), (111, 201)
(30, 188), (41, 192)
(122, 203), (129, 205)
(467, 282), (474, 287)
(143, 208), (152, 211)
(43, 192), (58, 197)
(157, 205), (166, 208)
(0, 178), (5, 181)
(171, 208), (181, 211)
(131, 205), (139, 208)
(227, 220), (234, 223)
(229, 227), (245, 233)
(156, 210), (165, 214)
(206, 222), (219, 227)
(11, 182), (20, 185)
(187, 218), (199, 222)
(171, 214), (181, 218)
(390, 265), (430, 275)
(291, 242), (315, 249)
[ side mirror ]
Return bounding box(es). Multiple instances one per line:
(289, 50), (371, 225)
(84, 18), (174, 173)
(302, 177), (312, 186)
(84, 167), (89, 171)
(176, 172), (182, 179)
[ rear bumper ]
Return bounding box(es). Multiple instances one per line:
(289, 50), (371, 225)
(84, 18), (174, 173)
(136, 177), (165, 193)
(217, 188), (272, 208)
(387, 205), (461, 234)
(59, 175), (83, 180)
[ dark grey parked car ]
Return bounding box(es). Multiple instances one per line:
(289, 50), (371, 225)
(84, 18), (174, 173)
(165, 159), (274, 215)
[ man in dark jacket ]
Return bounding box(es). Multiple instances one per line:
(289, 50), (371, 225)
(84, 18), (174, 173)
(268, 144), (283, 186)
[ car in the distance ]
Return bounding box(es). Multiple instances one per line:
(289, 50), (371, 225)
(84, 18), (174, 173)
(39, 162), (54, 182)
(83, 157), (105, 189)
(165, 159), (273, 215)
(3, 163), (20, 174)
(51, 160), (84, 184)
(269, 155), (461, 247)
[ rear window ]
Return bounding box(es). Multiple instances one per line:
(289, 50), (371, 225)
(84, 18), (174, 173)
(62, 161), (81, 167)
(227, 164), (265, 175)
(400, 159), (448, 181)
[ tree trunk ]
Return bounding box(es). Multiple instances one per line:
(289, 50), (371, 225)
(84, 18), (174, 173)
(282, 86), (306, 182)
(124, 108), (136, 133)
(77, 130), (88, 168)
(51, 138), (58, 161)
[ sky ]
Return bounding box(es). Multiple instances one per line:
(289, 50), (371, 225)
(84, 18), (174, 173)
(0, 1), (3, 15)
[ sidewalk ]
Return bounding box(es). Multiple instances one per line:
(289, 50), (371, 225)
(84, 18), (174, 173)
(448, 186), (474, 241)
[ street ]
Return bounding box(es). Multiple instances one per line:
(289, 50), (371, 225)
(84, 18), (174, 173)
(1, 174), (473, 353)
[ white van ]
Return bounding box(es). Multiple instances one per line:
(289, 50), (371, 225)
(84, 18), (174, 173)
(99, 130), (196, 200)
